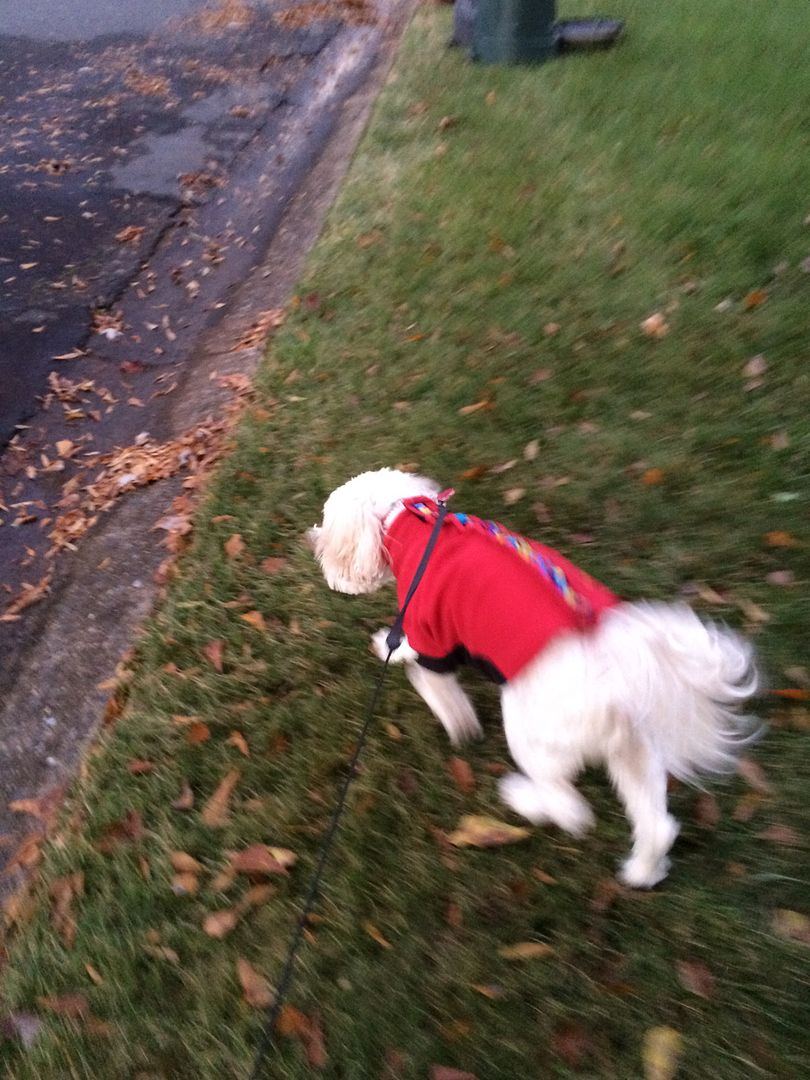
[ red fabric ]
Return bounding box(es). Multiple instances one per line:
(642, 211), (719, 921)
(384, 499), (620, 683)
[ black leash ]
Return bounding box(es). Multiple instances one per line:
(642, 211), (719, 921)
(249, 489), (453, 1079)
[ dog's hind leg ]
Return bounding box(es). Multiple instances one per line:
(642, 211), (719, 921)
(607, 737), (679, 888)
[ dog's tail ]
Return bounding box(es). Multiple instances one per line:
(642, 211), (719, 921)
(602, 602), (760, 780)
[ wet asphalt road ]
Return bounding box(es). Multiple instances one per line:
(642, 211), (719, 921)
(0, 0), (341, 444)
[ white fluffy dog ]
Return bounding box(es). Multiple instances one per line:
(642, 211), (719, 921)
(308, 468), (758, 888)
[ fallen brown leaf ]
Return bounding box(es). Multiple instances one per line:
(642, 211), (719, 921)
(186, 721), (211, 745)
(676, 959), (715, 999)
(126, 759), (155, 775)
(497, 941), (554, 961)
(447, 758), (475, 795)
(95, 810), (144, 853)
(171, 780), (195, 811)
(363, 921), (392, 949)
(447, 815), (530, 848)
(642, 1026), (683, 1080)
(430, 1067), (478, 1080)
(50, 873), (84, 949)
(230, 844), (294, 877)
(201, 769), (240, 828)
(551, 1020), (593, 1068)
(771, 909), (810, 945)
(237, 957), (274, 1008)
(203, 639), (225, 671)
(202, 908), (240, 939)
(736, 757), (771, 793)
(226, 730), (250, 756)
(757, 823), (801, 846)
(240, 609), (267, 631)
(260, 556), (288, 574)
(169, 852), (203, 875)
(764, 530), (798, 548)
(37, 994), (89, 1018)
(224, 533), (246, 559)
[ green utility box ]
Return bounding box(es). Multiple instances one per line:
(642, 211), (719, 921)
(473, 0), (558, 64)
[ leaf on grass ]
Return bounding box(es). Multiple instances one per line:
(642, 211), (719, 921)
(226, 730), (250, 756)
(642, 467), (665, 486)
(771, 909), (810, 945)
(447, 815), (530, 848)
(203, 908), (240, 939)
(676, 959), (715, 999)
(763, 530), (798, 548)
(229, 844), (295, 877)
(84, 964), (104, 986)
(458, 399), (492, 416)
(171, 780), (194, 811)
(503, 487), (525, 505)
(95, 810), (144, 853)
(127, 759), (155, 775)
(276, 1005), (328, 1068)
(237, 957), (274, 1008)
(770, 688), (810, 702)
(143, 944), (180, 964)
(201, 769), (240, 827)
(498, 941), (554, 961)
(169, 852), (203, 874)
(693, 793), (720, 829)
(757, 823), (801, 846)
(37, 994), (89, 1018)
(363, 921), (392, 949)
(447, 758), (475, 794)
(224, 533), (245, 559)
(523, 439), (540, 461)
(743, 289), (768, 309)
(50, 873), (84, 949)
(186, 721), (211, 745)
(640, 313), (670, 338)
(736, 757), (771, 793)
(261, 556), (288, 575)
(203, 639), (225, 671)
(430, 1067), (479, 1080)
(642, 1026), (683, 1080)
(241, 610), (267, 631)
(203, 884), (276, 939)
(551, 1021), (593, 1068)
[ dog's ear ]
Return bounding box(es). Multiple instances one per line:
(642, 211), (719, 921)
(317, 494), (386, 593)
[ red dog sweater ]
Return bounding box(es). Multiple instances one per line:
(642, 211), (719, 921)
(384, 498), (620, 684)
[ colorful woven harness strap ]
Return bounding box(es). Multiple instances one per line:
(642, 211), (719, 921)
(408, 500), (594, 621)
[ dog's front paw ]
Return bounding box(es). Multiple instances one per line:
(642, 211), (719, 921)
(618, 854), (670, 890)
(370, 628), (391, 662)
(444, 701), (483, 746)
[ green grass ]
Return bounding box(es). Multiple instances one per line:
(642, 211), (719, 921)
(2, 2), (810, 1076)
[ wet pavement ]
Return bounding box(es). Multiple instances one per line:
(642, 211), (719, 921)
(0, 0), (343, 445)
(0, 0), (397, 881)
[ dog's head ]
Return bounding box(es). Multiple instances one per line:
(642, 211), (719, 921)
(307, 468), (440, 594)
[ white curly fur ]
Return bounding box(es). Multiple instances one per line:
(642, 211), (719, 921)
(310, 468), (760, 887)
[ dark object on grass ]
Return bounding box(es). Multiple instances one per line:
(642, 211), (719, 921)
(555, 17), (625, 51)
(450, 0), (624, 64)
(473, 0), (558, 64)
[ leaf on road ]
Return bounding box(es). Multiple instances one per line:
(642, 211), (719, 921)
(237, 957), (274, 1008)
(447, 815), (530, 848)
(201, 769), (240, 827)
(642, 1026), (683, 1080)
